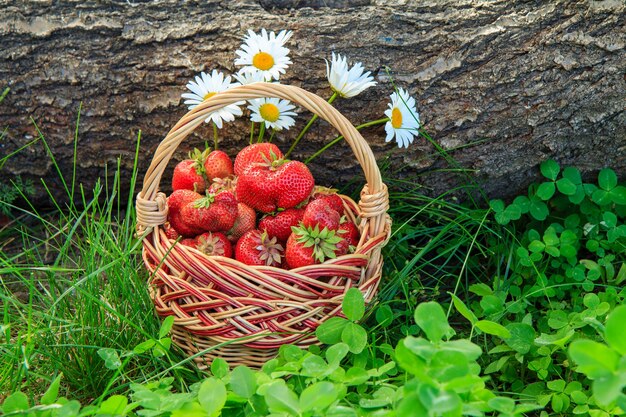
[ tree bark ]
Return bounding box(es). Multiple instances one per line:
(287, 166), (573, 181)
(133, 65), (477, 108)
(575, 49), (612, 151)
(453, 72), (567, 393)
(1, 0), (624, 208)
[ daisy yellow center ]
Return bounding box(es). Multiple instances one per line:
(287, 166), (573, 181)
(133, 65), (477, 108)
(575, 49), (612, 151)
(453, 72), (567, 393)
(253, 52), (275, 71)
(203, 92), (216, 100)
(259, 103), (280, 122)
(391, 107), (403, 129)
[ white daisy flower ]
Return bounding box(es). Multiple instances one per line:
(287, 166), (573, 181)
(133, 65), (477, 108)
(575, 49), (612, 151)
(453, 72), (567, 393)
(248, 98), (297, 131)
(384, 88), (420, 148)
(247, 28), (292, 45)
(233, 69), (271, 85)
(181, 70), (243, 128)
(325, 52), (376, 98)
(235, 29), (292, 81)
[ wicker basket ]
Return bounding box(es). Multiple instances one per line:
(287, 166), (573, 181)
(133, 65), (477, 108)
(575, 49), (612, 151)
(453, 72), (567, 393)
(135, 83), (391, 368)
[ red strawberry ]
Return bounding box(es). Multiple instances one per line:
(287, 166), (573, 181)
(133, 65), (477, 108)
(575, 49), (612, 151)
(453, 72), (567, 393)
(234, 143), (283, 176)
(172, 148), (210, 192)
(227, 203), (257, 243)
(302, 199), (341, 231)
(163, 221), (180, 240)
(235, 230), (284, 267)
(167, 189), (204, 237)
(335, 238), (349, 257)
(204, 150), (234, 181)
(236, 163), (276, 212)
(179, 191), (238, 233)
(169, 212), (203, 238)
(180, 238), (198, 248)
(196, 232), (233, 258)
(237, 159), (314, 213)
(259, 208), (304, 242)
(168, 189), (203, 212)
(274, 161), (315, 208)
(313, 192), (344, 214)
(285, 225), (343, 269)
(338, 219), (360, 249)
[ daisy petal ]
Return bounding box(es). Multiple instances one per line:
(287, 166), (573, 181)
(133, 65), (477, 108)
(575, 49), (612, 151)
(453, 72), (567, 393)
(326, 52), (376, 98)
(181, 70), (242, 128)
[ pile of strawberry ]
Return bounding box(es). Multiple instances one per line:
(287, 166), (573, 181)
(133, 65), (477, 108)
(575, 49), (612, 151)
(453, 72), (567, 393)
(164, 144), (360, 269)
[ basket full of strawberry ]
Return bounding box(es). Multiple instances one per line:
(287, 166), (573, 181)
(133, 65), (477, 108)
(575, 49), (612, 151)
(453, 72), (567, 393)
(135, 32), (400, 368)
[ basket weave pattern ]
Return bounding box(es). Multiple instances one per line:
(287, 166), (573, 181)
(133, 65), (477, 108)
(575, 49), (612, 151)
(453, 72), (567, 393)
(136, 83), (391, 368)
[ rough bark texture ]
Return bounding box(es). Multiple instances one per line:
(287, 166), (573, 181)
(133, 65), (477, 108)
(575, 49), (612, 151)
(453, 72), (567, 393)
(1, 0), (625, 208)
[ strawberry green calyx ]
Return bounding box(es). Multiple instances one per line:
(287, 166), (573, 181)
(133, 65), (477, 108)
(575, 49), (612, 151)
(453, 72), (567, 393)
(210, 176), (237, 194)
(188, 147), (210, 175)
(292, 224), (343, 262)
(193, 193), (216, 208)
(314, 185), (339, 195)
(255, 231), (284, 265)
(258, 149), (293, 171)
(188, 147), (211, 162)
(197, 232), (230, 257)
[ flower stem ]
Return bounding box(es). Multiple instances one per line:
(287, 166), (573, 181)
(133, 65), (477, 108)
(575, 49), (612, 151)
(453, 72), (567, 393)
(268, 129), (276, 143)
(305, 117), (389, 164)
(257, 122), (266, 143)
(249, 122), (255, 145)
(213, 123), (219, 150)
(285, 92), (338, 158)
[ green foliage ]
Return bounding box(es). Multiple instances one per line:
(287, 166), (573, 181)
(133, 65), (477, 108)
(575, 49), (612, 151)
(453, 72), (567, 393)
(2, 297), (541, 417)
(459, 159), (626, 416)
(0, 176), (36, 215)
(569, 305), (626, 412)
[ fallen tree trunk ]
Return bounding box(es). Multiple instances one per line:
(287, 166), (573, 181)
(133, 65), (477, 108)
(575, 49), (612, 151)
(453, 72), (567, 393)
(1, 0), (624, 208)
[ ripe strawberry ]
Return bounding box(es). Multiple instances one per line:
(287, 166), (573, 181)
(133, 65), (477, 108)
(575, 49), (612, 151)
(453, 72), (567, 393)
(163, 221), (180, 240)
(237, 159), (314, 213)
(180, 238), (198, 248)
(285, 225), (343, 269)
(227, 203), (257, 243)
(335, 238), (349, 257)
(169, 212), (203, 237)
(196, 232), (233, 258)
(204, 150), (234, 181)
(338, 219), (360, 249)
(274, 161), (315, 208)
(171, 148), (210, 192)
(235, 230), (284, 267)
(167, 189), (204, 237)
(236, 163), (276, 212)
(234, 143), (283, 176)
(168, 189), (203, 212)
(179, 191), (238, 233)
(302, 199), (341, 231)
(312, 192), (344, 214)
(258, 208), (304, 242)
(333, 219), (360, 256)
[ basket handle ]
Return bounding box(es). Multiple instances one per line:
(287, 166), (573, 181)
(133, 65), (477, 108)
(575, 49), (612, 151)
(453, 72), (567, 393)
(136, 83), (389, 239)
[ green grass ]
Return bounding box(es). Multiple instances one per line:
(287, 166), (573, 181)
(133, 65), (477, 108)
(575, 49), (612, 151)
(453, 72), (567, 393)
(0, 120), (205, 401)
